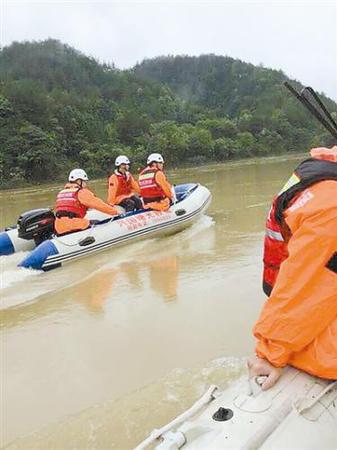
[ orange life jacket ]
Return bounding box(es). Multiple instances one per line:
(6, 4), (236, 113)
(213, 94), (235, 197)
(139, 167), (166, 202)
(263, 152), (337, 296)
(55, 184), (88, 219)
(111, 170), (133, 197)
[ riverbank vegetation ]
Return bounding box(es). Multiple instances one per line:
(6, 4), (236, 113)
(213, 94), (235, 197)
(0, 39), (336, 186)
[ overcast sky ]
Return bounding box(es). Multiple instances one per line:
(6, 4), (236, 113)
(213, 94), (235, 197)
(1, 0), (336, 100)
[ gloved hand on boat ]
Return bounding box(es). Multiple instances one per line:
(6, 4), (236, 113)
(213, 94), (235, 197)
(247, 355), (283, 391)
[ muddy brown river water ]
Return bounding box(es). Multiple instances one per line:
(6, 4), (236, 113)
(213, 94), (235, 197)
(0, 155), (303, 449)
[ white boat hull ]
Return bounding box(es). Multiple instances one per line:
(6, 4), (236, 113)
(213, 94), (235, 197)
(136, 367), (337, 450)
(11, 184), (211, 270)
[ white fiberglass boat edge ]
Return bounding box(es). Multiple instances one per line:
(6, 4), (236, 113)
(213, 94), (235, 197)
(135, 366), (337, 450)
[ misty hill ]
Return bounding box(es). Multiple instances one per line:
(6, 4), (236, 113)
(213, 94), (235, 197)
(0, 40), (335, 185)
(135, 54), (287, 116)
(134, 54), (336, 126)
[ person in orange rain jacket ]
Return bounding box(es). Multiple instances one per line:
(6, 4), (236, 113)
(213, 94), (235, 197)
(107, 155), (142, 212)
(138, 153), (174, 211)
(55, 168), (118, 235)
(248, 146), (337, 390)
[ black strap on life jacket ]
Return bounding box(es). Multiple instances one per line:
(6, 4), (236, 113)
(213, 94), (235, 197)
(55, 211), (80, 218)
(143, 196), (165, 204)
(275, 158), (337, 225)
(326, 252), (337, 274)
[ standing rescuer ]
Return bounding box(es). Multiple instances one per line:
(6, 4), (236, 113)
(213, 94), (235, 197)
(138, 153), (173, 211)
(248, 146), (337, 390)
(107, 155), (142, 212)
(55, 169), (118, 235)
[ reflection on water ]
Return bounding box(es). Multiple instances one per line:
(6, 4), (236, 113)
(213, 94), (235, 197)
(149, 255), (179, 302)
(72, 253), (179, 313)
(1, 155), (304, 449)
(1, 215), (214, 318)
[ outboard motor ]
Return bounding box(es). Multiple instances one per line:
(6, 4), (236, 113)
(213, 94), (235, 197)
(17, 208), (55, 245)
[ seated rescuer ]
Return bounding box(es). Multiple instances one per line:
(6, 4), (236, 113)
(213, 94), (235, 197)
(138, 153), (173, 211)
(107, 155), (142, 212)
(55, 169), (118, 235)
(248, 146), (337, 390)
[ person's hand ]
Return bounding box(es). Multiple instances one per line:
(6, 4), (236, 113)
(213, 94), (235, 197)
(247, 356), (283, 391)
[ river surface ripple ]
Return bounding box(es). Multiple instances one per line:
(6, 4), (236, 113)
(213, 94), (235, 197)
(0, 155), (303, 449)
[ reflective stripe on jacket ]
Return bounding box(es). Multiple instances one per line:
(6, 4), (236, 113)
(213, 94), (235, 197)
(254, 178), (337, 379)
(139, 167), (166, 201)
(255, 146), (337, 380)
(263, 149), (337, 296)
(55, 184), (87, 218)
(55, 184), (118, 235)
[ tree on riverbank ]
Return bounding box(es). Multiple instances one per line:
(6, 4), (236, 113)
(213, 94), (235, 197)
(0, 40), (335, 185)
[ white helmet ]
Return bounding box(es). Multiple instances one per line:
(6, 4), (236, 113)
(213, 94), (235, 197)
(147, 153), (164, 164)
(115, 155), (130, 166)
(68, 168), (89, 182)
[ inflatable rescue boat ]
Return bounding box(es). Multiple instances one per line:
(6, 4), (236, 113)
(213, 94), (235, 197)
(136, 367), (337, 450)
(0, 184), (211, 271)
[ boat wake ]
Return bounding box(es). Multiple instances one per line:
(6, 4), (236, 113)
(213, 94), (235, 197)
(0, 215), (214, 310)
(0, 252), (41, 290)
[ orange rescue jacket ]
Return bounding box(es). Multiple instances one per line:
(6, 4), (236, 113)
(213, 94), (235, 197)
(254, 147), (337, 379)
(139, 167), (172, 203)
(107, 170), (140, 205)
(263, 149), (337, 295)
(55, 183), (117, 235)
(55, 184), (88, 218)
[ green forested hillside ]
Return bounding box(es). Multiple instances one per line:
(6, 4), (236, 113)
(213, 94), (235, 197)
(134, 55), (337, 116)
(0, 40), (335, 186)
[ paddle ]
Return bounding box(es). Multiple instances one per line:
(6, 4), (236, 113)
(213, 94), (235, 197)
(284, 82), (337, 140)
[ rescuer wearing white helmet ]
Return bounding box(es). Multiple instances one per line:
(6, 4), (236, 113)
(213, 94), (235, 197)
(147, 153), (164, 164)
(54, 168), (117, 235)
(107, 155), (142, 212)
(68, 168), (89, 182)
(138, 153), (173, 211)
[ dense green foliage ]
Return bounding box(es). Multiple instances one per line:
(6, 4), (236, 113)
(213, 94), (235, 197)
(0, 40), (335, 186)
